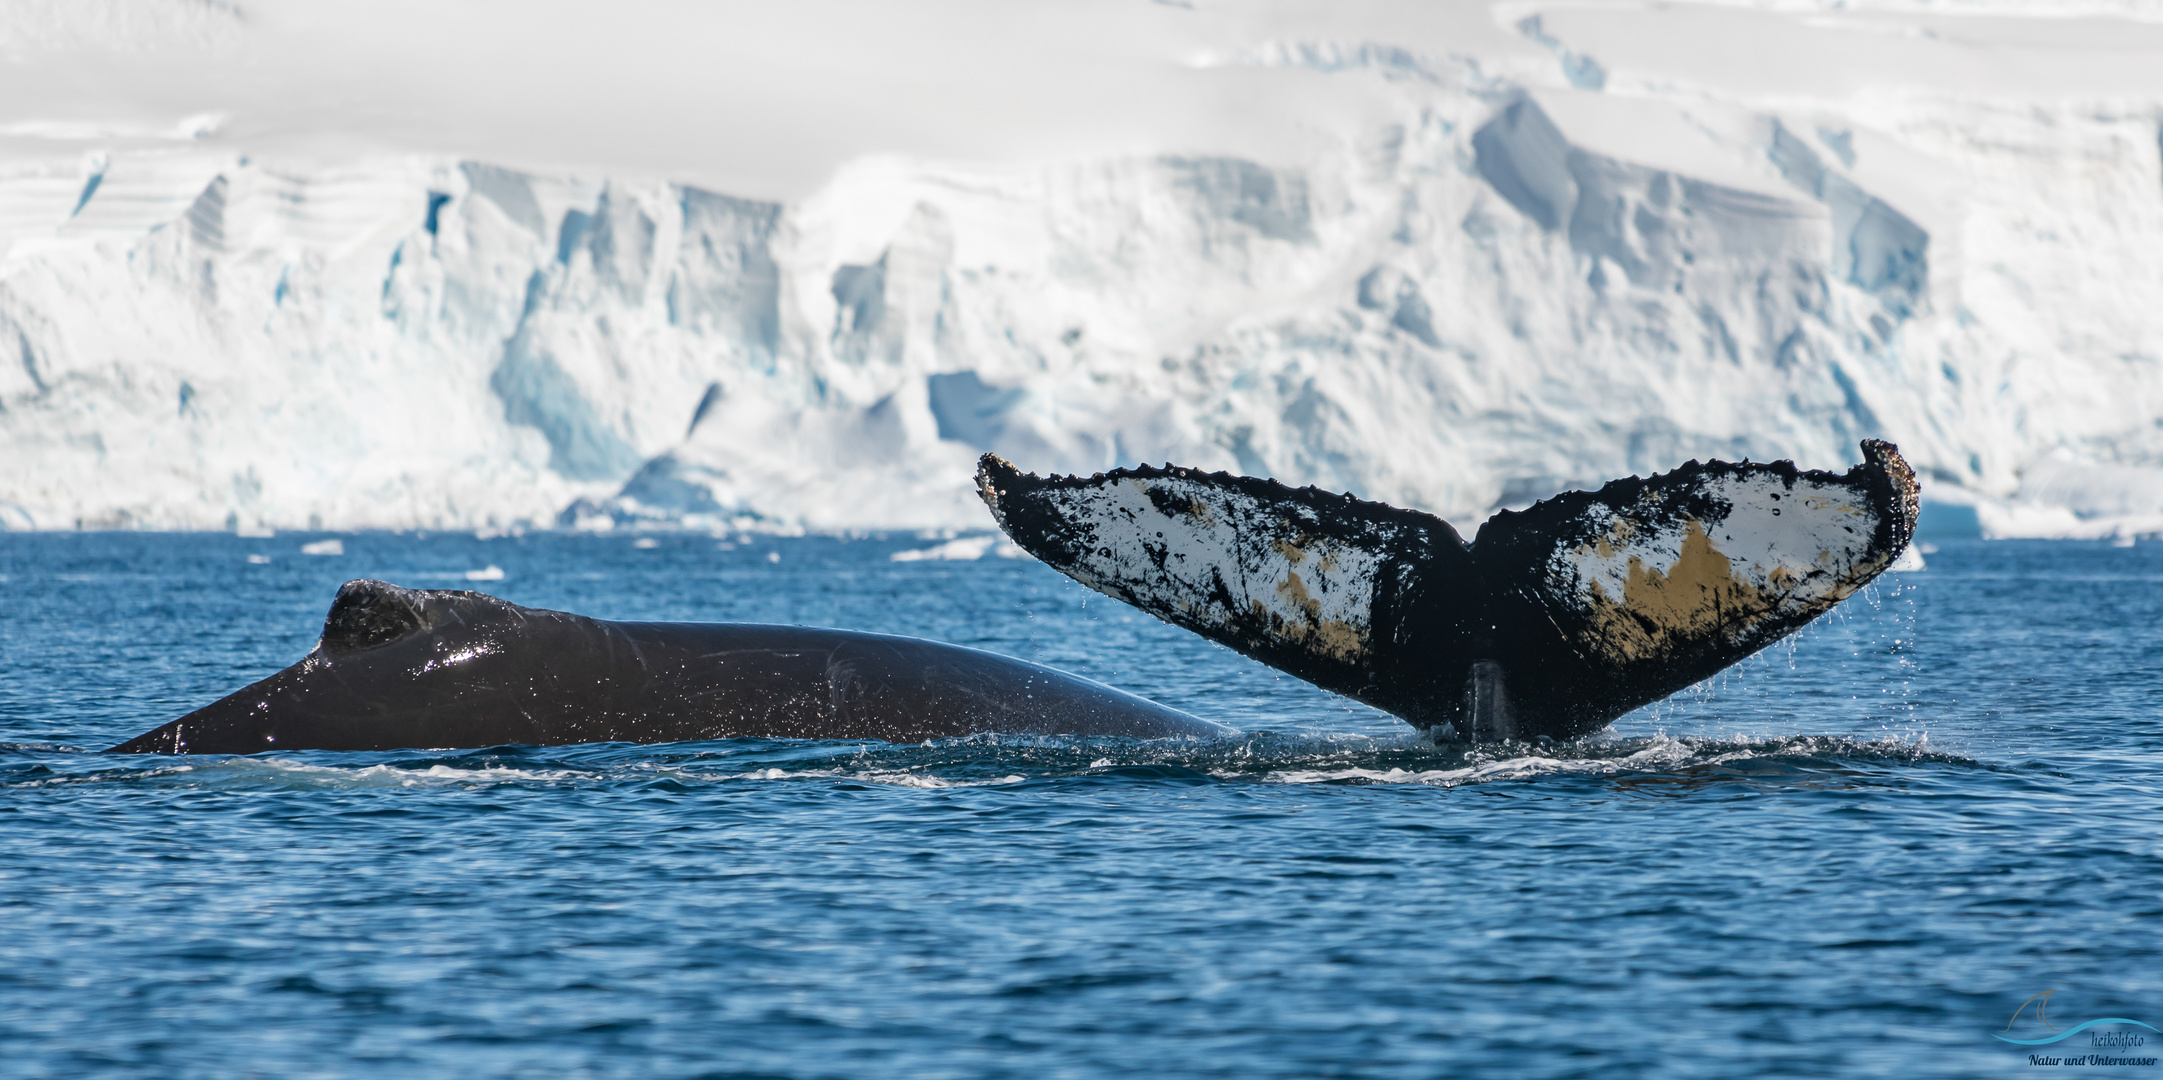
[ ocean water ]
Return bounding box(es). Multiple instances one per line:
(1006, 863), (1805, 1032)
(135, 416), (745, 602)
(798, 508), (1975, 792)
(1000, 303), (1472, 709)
(1, 531), (2158, 1078)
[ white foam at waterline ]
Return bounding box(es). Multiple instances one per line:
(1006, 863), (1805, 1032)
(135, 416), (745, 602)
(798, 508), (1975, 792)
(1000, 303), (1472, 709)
(724, 766), (1026, 788)
(1253, 732), (1951, 785)
(1258, 741), (1689, 786)
(7, 757), (597, 790)
(211, 758), (592, 787)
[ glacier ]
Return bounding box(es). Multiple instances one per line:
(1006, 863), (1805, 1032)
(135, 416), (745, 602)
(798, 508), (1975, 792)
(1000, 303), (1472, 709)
(4, 1), (2163, 538)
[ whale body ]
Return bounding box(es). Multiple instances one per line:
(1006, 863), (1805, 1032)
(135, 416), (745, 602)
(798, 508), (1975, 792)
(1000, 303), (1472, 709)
(978, 440), (1920, 743)
(115, 442), (1917, 753)
(110, 580), (1230, 753)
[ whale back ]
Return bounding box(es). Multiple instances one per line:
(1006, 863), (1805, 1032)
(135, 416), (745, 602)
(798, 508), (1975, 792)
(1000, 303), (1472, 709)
(111, 581), (1228, 753)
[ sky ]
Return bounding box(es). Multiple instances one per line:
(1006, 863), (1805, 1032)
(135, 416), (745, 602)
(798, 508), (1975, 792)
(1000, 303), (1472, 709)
(5, 0), (2162, 197)
(0, 0), (1534, 197)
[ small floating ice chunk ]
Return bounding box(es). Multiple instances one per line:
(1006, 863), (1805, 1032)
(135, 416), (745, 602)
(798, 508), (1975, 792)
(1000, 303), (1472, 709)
(246, 553), (271, 565)
(464, 564), (505, 581)
(632, 537), (659, 549)
(892, 536), (995, 562)
(766, 551), (781, 564)
(892, 535), (1033, 562)
(300, 539), (344, 556)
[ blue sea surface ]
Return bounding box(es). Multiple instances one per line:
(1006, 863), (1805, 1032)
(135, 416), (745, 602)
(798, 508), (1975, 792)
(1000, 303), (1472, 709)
(1, 532), (2158, 1078)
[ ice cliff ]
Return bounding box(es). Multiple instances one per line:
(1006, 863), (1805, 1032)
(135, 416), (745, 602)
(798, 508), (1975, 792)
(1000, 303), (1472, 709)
(4, 2), (2163, 538)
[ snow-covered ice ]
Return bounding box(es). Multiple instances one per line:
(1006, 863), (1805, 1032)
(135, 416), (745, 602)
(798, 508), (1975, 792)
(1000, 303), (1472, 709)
(4, 0), (2162, 539)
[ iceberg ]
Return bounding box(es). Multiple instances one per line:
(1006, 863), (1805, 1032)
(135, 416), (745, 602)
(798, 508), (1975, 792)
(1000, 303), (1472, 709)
(2, 1), (2160, 538)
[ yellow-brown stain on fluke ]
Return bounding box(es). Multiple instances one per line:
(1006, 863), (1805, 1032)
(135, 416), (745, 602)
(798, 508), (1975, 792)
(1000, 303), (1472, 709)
(1581, 519), (1794, 665)
(1273, 535), (1344, 577)
(1583, 516), (1635, 560)
(1803, 495), (1864, 515)
(1250, 571), (1367, 664)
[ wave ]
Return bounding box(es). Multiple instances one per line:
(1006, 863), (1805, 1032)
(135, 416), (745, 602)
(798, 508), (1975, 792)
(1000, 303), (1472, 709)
(1, 730), (1978, 793)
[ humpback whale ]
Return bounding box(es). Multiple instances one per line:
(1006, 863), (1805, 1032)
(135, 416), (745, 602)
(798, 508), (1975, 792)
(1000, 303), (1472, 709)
(113, 442), (1914, 754)
(109, 580), (1230, 754)
(977, 440), (1919, 743)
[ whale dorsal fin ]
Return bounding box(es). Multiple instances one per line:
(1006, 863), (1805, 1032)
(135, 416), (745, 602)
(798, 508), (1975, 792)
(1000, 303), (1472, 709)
(320, 580), (433, 653)
(977, 441), (1917, 740)
(319, 580), (535, 655)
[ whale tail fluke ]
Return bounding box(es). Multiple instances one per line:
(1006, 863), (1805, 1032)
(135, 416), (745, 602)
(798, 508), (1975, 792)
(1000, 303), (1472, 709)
(974, 453), (1469, 729)
(977, 441), (1918, 742)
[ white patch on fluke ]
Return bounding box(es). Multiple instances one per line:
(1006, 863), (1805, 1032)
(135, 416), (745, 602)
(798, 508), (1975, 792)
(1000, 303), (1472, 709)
(1561, 474), (1878, 605)
(1034, 475), (1385, 663)
(1542, 470), (1889, 662)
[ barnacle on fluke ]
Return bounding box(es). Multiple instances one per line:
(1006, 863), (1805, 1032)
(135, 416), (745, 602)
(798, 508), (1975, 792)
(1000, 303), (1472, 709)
(977, 441), (1919, 743)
